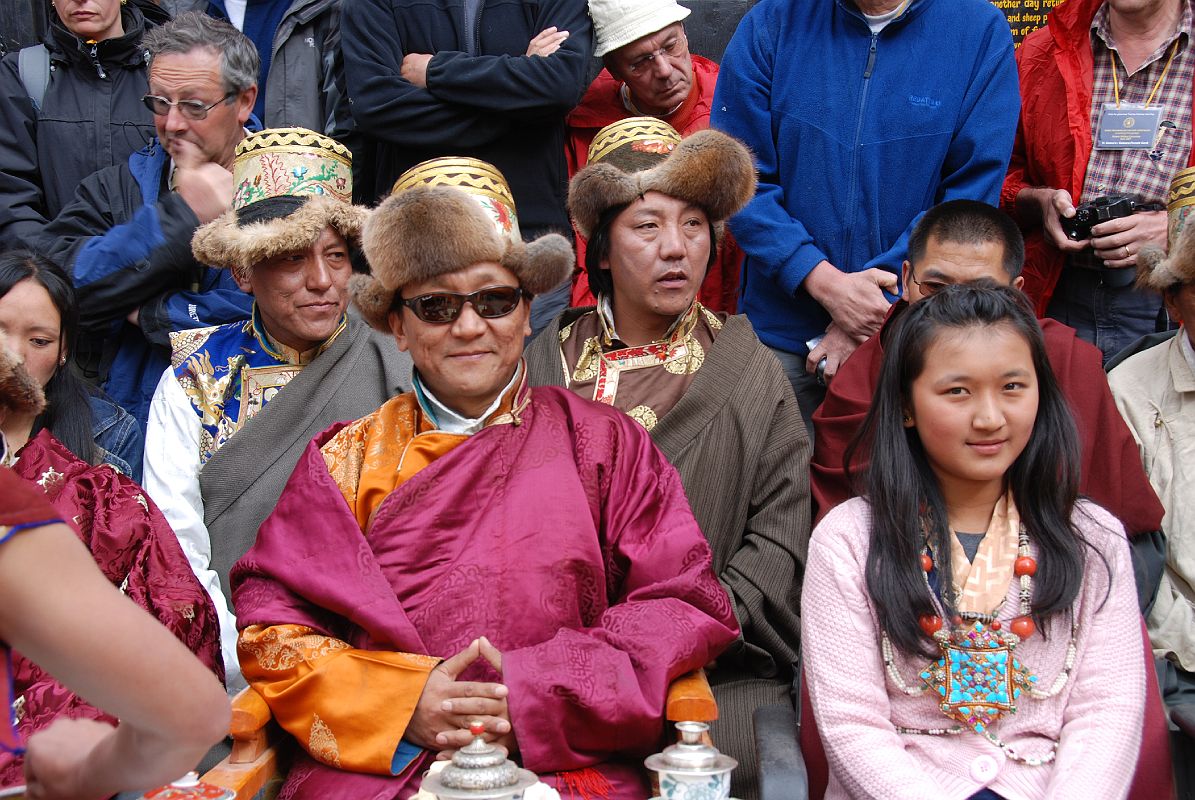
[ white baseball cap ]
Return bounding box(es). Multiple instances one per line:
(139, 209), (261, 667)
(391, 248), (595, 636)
(590, 0), (692, 58)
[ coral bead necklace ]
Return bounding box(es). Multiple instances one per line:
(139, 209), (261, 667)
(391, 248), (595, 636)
(881, 493), (1077, 765)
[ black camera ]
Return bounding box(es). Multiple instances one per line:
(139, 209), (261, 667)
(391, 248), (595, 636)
(1060, 194), (1138, 241)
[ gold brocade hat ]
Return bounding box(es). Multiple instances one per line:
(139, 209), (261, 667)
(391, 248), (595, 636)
(350, 157), (573, 331)
(192, 127), (368, 276)
(1136, 166), (1195, 290)
(568, 117), (756, 240)
(586, 116), (682, 171)
(1166, 166), (1195, 242)
(390, 157), (522, 246)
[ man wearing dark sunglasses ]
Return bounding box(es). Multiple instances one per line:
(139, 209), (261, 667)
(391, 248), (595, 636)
(33, 12), (261, 429)
(230, 162), (738, 798)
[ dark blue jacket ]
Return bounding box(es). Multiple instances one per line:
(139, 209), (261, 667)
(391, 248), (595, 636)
(36, 140), (253, 428)
(340, 0), (592, 231)
(712, 0), (1020, 355)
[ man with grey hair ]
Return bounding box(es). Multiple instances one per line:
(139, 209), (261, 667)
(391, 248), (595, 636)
(34, 12), (260, 428)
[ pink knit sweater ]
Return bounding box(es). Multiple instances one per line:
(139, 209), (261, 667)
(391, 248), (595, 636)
(802, 498), (1145, 800)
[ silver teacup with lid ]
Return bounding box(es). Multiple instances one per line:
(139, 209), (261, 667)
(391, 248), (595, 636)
(421, 721), (538, 800)
(645, 721), (738, 800)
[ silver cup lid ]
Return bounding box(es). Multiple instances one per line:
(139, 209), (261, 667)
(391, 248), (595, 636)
(421, 722), (539, 800)
(644, 721), (739, 775)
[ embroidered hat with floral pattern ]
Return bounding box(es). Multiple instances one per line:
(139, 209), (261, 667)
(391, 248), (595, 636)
(191, 127), (369, 277)
(350, 157), (573, 331)
(567, 117), (757, 241)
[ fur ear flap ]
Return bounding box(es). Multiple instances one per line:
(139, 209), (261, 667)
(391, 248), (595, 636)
(568, 163), (639, 240)
(363, 187), (504, 291)
(191, 210), (244, 272)
(502, 233), (575, 296)
(0, 335), (45, 417)
(1137, 222), (1195, 291)
(643, 129), (757, 223)
(349, 274), (395, 333)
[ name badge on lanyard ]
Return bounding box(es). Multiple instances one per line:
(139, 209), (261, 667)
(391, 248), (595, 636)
(1097, 39), (1180, 151)
(1096, 103), (1163, 150)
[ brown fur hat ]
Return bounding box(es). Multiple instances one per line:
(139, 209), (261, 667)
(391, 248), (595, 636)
(192, 195), (368, 278)
(352, 186), (573, 331)
(0, 332), (45, 419)
(1137, 219), (1195, 292)
(568, 127), (757, 240)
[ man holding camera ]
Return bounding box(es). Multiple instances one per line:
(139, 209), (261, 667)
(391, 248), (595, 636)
(1003, 0), (1195, 362)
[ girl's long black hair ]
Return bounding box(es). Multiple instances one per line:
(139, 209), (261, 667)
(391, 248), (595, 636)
(846, 282), (1089, 658)
(0, 250), (97, 464)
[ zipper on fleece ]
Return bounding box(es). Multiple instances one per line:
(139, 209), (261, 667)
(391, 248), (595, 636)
(842, 33), (878, 264)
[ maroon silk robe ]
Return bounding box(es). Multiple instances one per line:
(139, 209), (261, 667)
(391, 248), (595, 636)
(810, 307), (1166, 535)
(1, 431), (222, 786)
(232, 386), (740, 799)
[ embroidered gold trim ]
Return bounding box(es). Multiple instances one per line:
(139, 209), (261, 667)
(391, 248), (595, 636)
(627, 405), (658, 430)
(309, 713), (343, 767)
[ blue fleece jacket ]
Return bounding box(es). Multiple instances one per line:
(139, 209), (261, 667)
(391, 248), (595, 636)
(51, 140), (253, 428)
(711, 0), (1019, 355)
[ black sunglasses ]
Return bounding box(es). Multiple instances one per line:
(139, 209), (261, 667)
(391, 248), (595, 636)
(398, 286), (525, 323)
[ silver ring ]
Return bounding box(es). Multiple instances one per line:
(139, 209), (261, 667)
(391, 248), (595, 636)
(815, 355), (828, 387)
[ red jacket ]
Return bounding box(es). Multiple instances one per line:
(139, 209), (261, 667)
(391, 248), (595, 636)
(1001, 0), (1195, 314)
(564, 55), (743, 313)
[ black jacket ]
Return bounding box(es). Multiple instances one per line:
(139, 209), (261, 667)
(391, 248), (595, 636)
(0, 1), (168, 248)
(340, 0), (591, 235)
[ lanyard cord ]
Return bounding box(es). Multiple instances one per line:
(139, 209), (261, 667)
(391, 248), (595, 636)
(1110, 38), (1181, 108)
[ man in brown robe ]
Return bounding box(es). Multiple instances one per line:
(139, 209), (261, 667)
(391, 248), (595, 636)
(525, 118), (808, 800)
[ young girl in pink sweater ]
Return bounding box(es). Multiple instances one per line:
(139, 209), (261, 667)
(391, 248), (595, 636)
(802, 283), (1145, 799)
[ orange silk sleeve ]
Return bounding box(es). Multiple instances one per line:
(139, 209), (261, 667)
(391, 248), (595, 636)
(238, 623), (439, 774)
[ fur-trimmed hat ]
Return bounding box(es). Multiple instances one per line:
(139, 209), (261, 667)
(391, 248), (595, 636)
(0, 332), (45, 419)
(1138, 220), (1195, 291)
(568, 118), (757, 240)
(351, 158), (573, 331)
(1137, 166), (1195, 291)
(191, 127), (368, 276)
